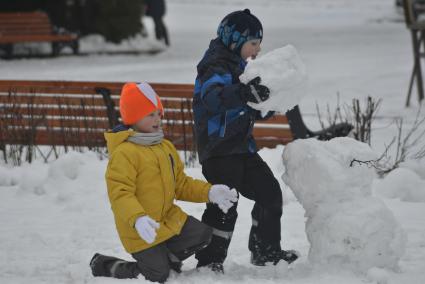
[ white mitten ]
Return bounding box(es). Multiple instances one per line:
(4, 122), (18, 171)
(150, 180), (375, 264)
(135, 215), (160, 244)
(208, 184), (238, 213)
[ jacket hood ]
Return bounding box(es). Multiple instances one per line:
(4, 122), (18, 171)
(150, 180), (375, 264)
(104, 129), (136, 154)
(197, 38), (245, 76)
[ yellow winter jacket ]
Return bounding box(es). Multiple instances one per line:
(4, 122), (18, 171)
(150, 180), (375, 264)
(104, 130), (211, 253)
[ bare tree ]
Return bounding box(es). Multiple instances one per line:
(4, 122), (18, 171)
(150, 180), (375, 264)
(349, 97), (382, 145)
(315, 93), (348, 131)
(350, 107), (425, 176)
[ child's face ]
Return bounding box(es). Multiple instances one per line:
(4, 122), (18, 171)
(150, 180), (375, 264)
(133, 110), (162, 133)
(240, 39), (262, 61)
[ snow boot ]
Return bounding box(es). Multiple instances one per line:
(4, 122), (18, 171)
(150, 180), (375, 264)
(251, 248), (299, 266)
(196, 261), (224, 274)
(90, 253), (138, 278)
(207, 262), (224, 273)
(90, 253), (118, 277)
(249, 228), (299, 266)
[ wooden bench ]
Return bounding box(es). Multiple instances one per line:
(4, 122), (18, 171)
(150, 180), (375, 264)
(0, 12), (79, 58)
(0, 80), (352, 163)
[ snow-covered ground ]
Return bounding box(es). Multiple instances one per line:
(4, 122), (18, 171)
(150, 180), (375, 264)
(1, 0), (425, 283)
(1, 146), (425, 284)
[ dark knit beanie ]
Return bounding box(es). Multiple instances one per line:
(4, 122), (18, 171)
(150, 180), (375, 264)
(217, 8), (263, 54)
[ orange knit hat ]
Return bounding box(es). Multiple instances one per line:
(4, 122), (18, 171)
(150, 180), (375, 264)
(119, 82), (164, 125)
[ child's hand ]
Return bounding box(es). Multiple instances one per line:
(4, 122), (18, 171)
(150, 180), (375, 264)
(244, 76), (270, 104)
(135, 215), (160, 244)
(208, 184), (238, 213)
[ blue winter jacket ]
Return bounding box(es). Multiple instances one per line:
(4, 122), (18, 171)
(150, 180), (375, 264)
(193, 38), (273, 163)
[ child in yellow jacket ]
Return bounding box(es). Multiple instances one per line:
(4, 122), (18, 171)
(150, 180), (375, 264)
(90, 82), (238, 283)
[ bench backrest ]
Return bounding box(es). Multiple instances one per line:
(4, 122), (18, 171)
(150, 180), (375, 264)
(0, 12), (54, 37)
(0, 80), (293, 153)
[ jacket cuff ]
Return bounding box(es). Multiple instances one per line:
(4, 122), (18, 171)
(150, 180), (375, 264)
(129, 212), (146, 228)
(204, 184), (213, 203)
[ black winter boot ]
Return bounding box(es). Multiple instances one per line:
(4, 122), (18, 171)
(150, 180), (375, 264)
(251, 248), (299, 266)
(90, 253), (117, 277)
(90, 253), (138, 278)
(196, 262), (224, 274)
(249, 228), (299, 266)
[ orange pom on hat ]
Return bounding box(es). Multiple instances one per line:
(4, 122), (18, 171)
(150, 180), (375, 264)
(119, 82), (164, 125)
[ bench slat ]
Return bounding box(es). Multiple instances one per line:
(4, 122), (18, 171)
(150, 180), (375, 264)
(0, 27), (53, 34)
(1, 128), (291, 150)
(0, 24), (52, 30)
(0, 106), (288, 127)
(0, 117), (292, 139)
(1, 130), (106, 147)
(0, 19), (51, 25)
(0, 87), (192, 98)
(0, 105), (193, 121)
(1, 117), (110, 130)
(0, 80), (194, 90)
(0, 12), (78, 46)
(0, 106), (108, 118)
(0, 95), (192, 109)
(0, 12), (49, 18)
(1, 134), (290, 150)
(0, 34), (77, 44)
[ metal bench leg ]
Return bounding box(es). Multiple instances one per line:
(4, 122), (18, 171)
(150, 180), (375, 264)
(71, 40), (79, 55)
(51, 42), (61, 57)
(2, 44), (13, 59)
(410, 30), (424, 105)
(406, 62), (417, 107)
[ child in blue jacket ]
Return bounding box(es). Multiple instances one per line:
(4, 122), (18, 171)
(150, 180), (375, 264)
(192, 9), (298, 273)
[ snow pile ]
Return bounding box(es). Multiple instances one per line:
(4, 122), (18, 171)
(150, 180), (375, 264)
(282, 137), (406, 272)
(0, 166), (19, 187)
(6, 151), (103, 202)
(18, 161), (50, 195)
(374, 167), (425, 203)
(79, 34), (165, 54)
(1, 33), (164, 57)
(367, 267), (390, 284)
(401, 159), (425, 179)
(239, 45), (307, 116)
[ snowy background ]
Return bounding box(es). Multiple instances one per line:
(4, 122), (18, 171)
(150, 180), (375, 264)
(1, 0), (425, 283)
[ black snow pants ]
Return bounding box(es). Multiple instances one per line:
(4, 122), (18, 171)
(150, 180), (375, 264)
(195, 152), (283, 266)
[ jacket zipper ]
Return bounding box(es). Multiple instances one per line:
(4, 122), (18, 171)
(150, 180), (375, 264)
(157, 145), (169, 219)
(222, 111), (227, 137)
(244, 112), (255, 142)
(169, 154), (176, 183)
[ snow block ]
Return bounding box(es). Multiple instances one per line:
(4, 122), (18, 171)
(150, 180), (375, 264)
(239, 45), (307, 116)
(282, 137), (406, 272)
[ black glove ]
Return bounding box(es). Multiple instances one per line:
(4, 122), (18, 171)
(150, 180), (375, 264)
(243, 76), (270, 104)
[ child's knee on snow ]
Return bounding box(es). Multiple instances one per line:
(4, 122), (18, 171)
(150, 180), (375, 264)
(141, 263), (170, 283)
